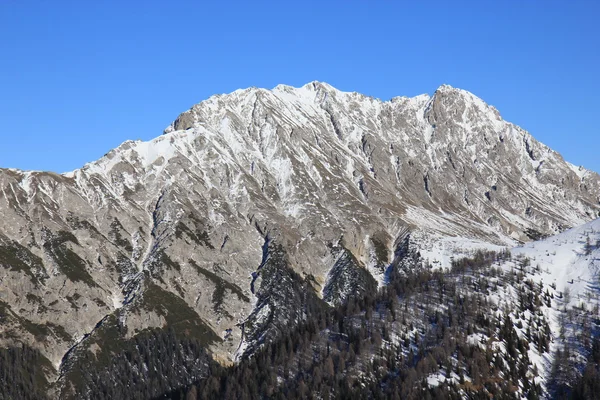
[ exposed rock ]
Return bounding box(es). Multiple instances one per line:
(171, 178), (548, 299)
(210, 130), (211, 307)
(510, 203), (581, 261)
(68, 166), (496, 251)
(0, 82), (598, 393)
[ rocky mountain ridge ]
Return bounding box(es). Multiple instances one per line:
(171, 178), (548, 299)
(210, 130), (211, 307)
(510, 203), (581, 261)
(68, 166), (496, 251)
(0, 82), (598, 397)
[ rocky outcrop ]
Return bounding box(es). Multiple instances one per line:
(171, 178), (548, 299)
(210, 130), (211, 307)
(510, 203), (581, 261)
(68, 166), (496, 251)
(0, 82), (598, 391)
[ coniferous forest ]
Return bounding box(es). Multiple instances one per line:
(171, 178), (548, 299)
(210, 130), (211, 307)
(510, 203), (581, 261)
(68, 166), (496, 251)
(1, 248), (599, 399)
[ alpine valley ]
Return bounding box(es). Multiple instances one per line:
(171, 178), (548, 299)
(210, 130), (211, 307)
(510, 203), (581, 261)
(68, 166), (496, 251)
(1, 82), (599, 399)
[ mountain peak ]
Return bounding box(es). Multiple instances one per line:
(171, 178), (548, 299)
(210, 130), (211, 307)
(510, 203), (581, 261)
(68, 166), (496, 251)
(435, 83), (457, 92)
(426, 83), (502, 125)
(301, 80), (337, 92)
(433, 83), (479, 101)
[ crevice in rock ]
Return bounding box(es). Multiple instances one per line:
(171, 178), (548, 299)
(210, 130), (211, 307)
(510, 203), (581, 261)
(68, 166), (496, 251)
(358, 178), (368, 199)
(220, 234), (229, 251)
(323, 106), (343, 141)
(524, 137), (535, 160)
(423, 173), (432, 197)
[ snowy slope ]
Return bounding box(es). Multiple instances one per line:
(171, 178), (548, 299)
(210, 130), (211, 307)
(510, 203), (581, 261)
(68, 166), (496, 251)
(513, 219), (600, 305)
(507, 219), (600, 392)
(415, 219), (600, 397)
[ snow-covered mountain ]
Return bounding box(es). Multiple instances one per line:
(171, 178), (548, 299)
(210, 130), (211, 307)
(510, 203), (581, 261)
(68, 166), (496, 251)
(0, 82), (599, 397)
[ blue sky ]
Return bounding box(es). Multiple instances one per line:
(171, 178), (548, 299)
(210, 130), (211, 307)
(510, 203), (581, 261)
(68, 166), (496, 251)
(0, 1), (598, 173)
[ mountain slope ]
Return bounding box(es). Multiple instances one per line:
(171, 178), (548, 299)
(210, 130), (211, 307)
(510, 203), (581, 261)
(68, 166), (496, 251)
(511, 218), (600, 392)
(0, 82), (598, 396)
(172, 218), (600, 400)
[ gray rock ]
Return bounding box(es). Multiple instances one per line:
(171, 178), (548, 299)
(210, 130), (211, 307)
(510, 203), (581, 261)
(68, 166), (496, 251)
(0, 82), (598, 390)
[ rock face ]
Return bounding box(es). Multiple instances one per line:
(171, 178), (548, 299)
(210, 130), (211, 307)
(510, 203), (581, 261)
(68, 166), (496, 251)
(0, 82), (598, 392)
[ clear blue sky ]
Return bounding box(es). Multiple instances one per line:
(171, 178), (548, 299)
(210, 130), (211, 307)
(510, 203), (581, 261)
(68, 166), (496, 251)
(1, 1), (598, 173)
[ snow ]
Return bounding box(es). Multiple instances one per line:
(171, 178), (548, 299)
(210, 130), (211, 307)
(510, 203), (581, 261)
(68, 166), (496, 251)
(416, 233), (509, 270)
(413, 218), (600, 395)
(18, 171), (34, 198)
(512, 218), (600, 309)
(492, 218), (600, 391)
(567, 162), (589, 180)
(47, 81), (598, 247)
(427, 372), (450, 387)
(77, 130), (196, 180)
(111, 291), (124, 310)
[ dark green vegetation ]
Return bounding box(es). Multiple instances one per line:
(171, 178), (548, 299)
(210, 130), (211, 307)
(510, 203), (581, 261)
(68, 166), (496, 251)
(3, 235), (600, 399)
(66, 213), (104, 239)
(59, 280), (221, 399)
(0, 237), (46, 284)
(149, 251), (182, 273)
(0, 345), (53, 400)
(524, 228), (549, 242)
(189, 260), (249, 312)
(240, 241), (328, 358)
(371, 236), (389, 267)
(548, 285), (600, 399)
(60, 329), (216, 400)
(138, 282), (221, 342)
(322, 244), (378, 306)
(0, 300), (72, 343)
(167, 249), (555, 399)
(175, 218), (215, 250)
(114, 254), (137, 281)
(42, 230), (97, 286)
(109, 218), (134, 252)
(569, 337), (600, 400)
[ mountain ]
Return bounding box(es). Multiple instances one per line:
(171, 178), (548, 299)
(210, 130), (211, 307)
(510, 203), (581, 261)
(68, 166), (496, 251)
(173, 218), (600, 399)
(509, 218), (600, 395)
(0, 82), (598, 398)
